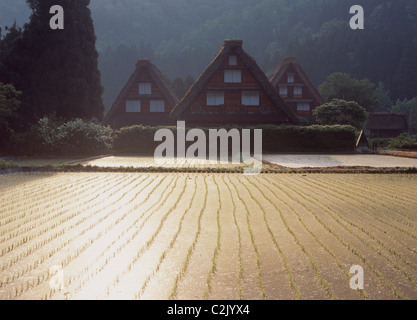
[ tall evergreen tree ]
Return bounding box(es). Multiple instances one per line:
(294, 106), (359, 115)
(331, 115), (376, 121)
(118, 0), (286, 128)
(14, 0), (104, 127)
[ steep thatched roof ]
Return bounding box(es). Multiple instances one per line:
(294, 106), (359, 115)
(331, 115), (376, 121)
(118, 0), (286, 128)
(104, 59), (178, 124)
(269, 57), (324, 106)
(170, 40), (300, 125)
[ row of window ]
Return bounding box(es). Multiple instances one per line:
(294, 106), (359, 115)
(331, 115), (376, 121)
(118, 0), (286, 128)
(126, 100), (165, 113)
(126, 99), (310, 113)
(207, 91), (260, 106)
(279, 85), (303, 96)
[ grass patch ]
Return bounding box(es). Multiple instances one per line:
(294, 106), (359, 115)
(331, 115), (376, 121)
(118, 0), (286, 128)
(0, 159), (18, 170)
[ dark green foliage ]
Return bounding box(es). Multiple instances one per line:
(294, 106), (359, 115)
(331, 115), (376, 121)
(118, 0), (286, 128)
(171, 76), (195, 100)
(0, 82), (22, 151)
(318, 73), (378, 113)
(1, 0), (104, 129)
(113, 124), (357, 154)
(313, 99), (369, 129)
(391, 97), (417, 135)
(37, 117), (113, 155)
(369, 134), (417, 151)
(0, 159), (17, 170)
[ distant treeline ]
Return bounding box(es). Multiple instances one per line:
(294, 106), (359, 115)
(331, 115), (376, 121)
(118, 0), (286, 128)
(94, 0), (417, 109)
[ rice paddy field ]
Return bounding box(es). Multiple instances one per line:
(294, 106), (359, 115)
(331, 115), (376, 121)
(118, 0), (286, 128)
(0, 171), (417, 300)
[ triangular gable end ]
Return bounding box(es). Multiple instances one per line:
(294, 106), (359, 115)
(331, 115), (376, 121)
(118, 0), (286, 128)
(269, 57), (324, 123)
(104, 59), (179, 128)
(170, 40), (300, 126)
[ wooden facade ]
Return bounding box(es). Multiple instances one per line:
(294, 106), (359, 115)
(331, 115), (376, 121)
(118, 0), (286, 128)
(366, 112), (408, 138)
(170, 40), (300, 126)
(104, 59), (179, 129)
(269, 57), (324, 124)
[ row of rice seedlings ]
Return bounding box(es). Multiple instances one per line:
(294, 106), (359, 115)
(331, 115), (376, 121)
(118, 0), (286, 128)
(94, 175), (189, 299)
(221, 175), (244, 299)
(0, 173), (103, 221)
(325, 174), (417, 213)
(0, 173), (114, 243)
(273, 175), (408, 300)
(301, 175), (417, 265)
(34, 173), (155, 300)
(134, 175), (201, 300)
(285, 176), (417, 290)
(321, 174), (417, 226)
(80, 174), (178, 297)
(329, 174), (417, 205)
(304, 175), (417, 238)
(54, 174), (167, 296)
(0, 174), (132, 271)
(0, 174), (141, 295)
(253, 175), (367, 300)
(238, 175), (336, 300)
(291, 175), (417, 260)
(0, 174), (97, 228)
(0, 173), (78, 210)
(226, 176), (266, 300)
(66, 175), (176, 298)
(65, 174), (180, 297)
(203, 175), (222, 300)
(295, 175), (417, 257)
(0, 173), (117, 250)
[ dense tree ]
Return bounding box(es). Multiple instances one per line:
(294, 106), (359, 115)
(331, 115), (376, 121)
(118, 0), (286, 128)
(2, 0), (417, 110)
(375, 82), (393, 112)
(2, 0), (104, 130)
(0, 82), (21, 150)
(171, 75), (195, 100)
(313, 99), (368, 129)
(319, 73), (379, 113)
(391, 97), (417, 135)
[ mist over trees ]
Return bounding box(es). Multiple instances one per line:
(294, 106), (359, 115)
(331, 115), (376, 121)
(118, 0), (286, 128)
(90, 0), (417, 109)
(1, 0), (416, 113)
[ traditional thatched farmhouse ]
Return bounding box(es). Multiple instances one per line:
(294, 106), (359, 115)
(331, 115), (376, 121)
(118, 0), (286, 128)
(269, 57), (324, 124)
(366, 112), (408, 138)
(104, 59), (179, 128)
(170, 40), (300, 126)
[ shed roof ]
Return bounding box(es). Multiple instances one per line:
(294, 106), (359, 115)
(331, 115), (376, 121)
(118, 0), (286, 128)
(366, 112), (408, 130)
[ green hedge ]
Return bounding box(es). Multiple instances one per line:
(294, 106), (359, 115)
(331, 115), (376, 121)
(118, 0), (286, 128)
(113, 124), (357, 154)
(369, 133), (417, 151)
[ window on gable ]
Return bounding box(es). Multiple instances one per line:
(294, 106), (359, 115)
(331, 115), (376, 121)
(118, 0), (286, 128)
(294, 86), (303, 96)
(297, 103), (310, 112)
(287, 74), (294, 83)
(150, 100), (165, 112)
(207, 92), (225, 106)
(242, 91), (260, 106)
(229, 55), (237, 66)
(139, 82), (152, 95)
(126, 100), (141, 113)
(224, 70), (241, 83)
(279, 86), (288, 96)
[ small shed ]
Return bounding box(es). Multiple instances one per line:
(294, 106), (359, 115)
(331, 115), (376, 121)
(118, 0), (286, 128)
(366, 113), (408, 138)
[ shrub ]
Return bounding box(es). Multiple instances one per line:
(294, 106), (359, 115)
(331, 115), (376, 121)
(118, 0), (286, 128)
(37, 117), (113, 155)
(313, 99), (368, 129)
(0, 159), (17, 170)
(369, 134), (417, 151)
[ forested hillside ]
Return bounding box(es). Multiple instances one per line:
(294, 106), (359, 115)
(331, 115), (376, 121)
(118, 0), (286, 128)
(1, 0), (416, 110)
